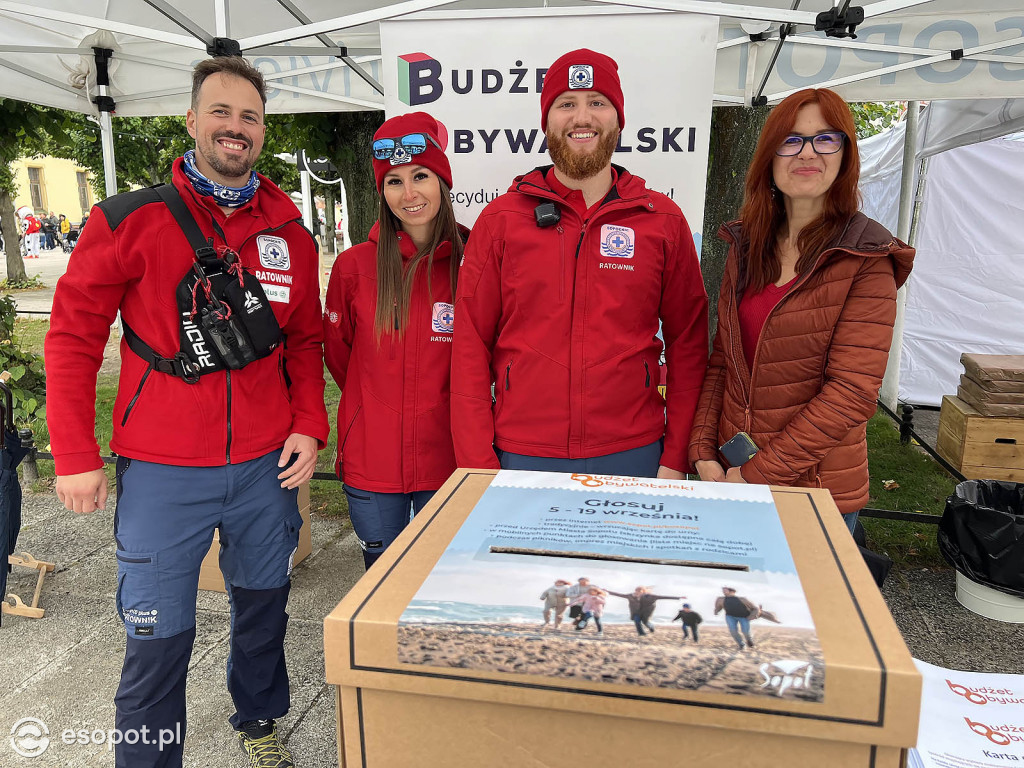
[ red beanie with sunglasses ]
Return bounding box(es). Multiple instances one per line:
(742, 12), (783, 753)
(540, 49), (625, 131)
(372, 112), (452, 191)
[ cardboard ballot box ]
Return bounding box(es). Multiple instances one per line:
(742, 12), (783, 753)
(199, 483), (311, 592)
(324, 470), (921, 768)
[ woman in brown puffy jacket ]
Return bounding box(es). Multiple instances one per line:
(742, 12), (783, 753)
(689, 88), (914, 534)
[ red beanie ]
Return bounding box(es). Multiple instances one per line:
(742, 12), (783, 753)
(540, 49), (624, 131)
(372, 112), (452, 191)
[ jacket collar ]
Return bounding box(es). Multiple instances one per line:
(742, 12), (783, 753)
(719, 212), (915, 289)
(511, 164), (655, 210)
(172, 156), (301, 231)
(366, 220), (470, 262)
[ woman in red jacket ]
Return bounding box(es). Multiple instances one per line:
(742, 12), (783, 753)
(324, 112), (467, 569)
(689, 88), (914, 534)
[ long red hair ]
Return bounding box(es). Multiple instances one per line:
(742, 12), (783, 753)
(738, 88), (860, 293)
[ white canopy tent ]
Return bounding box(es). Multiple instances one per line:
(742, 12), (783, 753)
(860, 99), (1024, 406)
(2, 0), (1023, 401)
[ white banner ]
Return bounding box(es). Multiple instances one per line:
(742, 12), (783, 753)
(718, 12), (1024, 103)
(379, 11), (717, 243)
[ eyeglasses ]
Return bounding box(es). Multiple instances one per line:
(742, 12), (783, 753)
(372, 133), (442, 160)
(775, 132), (847, 156)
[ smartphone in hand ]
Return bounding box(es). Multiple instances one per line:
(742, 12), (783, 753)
(720, 432), (758, 467)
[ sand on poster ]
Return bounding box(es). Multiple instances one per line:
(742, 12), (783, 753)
(397, 470), (823, 701)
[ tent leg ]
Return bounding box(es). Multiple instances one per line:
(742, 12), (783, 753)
(879, 100), (919, 411)
(99, 109), (118, 199)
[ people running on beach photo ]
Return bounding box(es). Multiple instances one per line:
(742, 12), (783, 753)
(607, 586), (684, 636)
(715, 586), (759, 650)
(570, 587), (607, 636)
(539, 579), (571, 629)
(671, 602), (703, 642)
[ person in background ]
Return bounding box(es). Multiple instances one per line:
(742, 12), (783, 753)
(539, 579), (571, 629)
(671, 602), (703, 642)
(714, 587), (759, 650)
(689, 87), (914, 534)
(323, 112), (467, 570)
(607, 586), (683, 637)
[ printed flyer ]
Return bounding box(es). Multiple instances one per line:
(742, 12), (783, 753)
(909, 659), (1024, 768)
(398, 470), (824, 700)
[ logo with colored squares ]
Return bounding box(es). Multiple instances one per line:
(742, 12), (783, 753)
(398, 53), (441, 106)
(432, 302), (454, 333)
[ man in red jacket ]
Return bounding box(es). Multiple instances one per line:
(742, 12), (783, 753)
(45, 57), (327, 768)
(452, 49), (708, 478)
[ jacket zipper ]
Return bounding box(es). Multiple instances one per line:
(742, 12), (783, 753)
(505, 361), (512, 391)
(226, 370), (232, 463)
(644, 360), (651, 388)
(121, 368), (152, 426)
(557, 225), (565, 301)
(734, 245), (838, 432)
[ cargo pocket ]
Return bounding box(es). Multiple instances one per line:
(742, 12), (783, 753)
(115, 550), (162, 638)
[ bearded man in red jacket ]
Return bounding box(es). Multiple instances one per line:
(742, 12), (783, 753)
(452, 49), (708, 479)
(45, 56), (327, 768)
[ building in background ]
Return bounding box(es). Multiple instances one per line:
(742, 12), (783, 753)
(12, 156), (96, 224)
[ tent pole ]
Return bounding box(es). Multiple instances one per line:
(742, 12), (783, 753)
(94, 48), (118, 199)
(300, 167), (314, 232)
(879, 100), (918, 410)
(99, 111), (118, 199)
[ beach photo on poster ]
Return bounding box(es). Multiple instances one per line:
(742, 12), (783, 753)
(397, 471), (824, 701)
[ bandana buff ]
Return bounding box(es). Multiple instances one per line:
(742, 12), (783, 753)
(182, 149), (260, 208)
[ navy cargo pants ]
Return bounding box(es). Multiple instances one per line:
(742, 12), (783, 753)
(112, 451), (302, 768)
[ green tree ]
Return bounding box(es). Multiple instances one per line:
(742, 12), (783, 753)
(0, 99), (73, 283)
(850, 101), (904, 139)
(283, 111), (385, 245)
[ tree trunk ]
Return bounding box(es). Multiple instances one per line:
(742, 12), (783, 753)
(700, 104), (770, 341)
(0, 187), (27, 283)
(323, 185), (336, 246)
(333, 111), (385, 246)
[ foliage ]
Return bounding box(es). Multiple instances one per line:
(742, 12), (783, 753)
(0, 295), (45, 424)
(850, 101), (904, 139)
(1, 274), (46, 290)
(861, 409), (956, 569)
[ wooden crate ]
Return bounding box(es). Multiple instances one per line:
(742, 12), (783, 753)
(936, 395), (1024, 481)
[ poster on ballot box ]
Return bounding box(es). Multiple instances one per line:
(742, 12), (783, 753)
(398, 471), (824, 700)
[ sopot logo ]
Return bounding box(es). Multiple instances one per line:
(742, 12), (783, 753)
(760, 660), (815, 697)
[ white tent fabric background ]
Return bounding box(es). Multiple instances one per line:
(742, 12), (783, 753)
(860, 102), (1024, 406)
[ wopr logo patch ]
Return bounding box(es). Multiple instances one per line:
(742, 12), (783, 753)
(257, 235), (290, 270)
(600, 224), (635, 259)
(568, 64), (594, 89)
(432, 302), (454, 333)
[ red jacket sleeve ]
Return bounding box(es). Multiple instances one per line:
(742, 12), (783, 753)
(44, 210), (130, 475)
(451, 214), (501, 470)
(659, 216), (709, 472)
(279, 229), (329, 448)
(740, 257), (897, 485)
(323, 253), (355, 459)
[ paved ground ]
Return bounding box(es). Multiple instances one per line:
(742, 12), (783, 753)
(3, 250), (1021, 767)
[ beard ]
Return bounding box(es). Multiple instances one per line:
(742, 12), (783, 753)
(546, 125), (618, 180)
(196, 131), (256, 182)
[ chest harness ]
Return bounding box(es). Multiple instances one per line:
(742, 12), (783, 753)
(122, 184), (283, 384)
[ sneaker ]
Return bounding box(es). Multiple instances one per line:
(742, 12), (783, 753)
(237, 720), (294, 768)
(747, 639), (755, 648)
